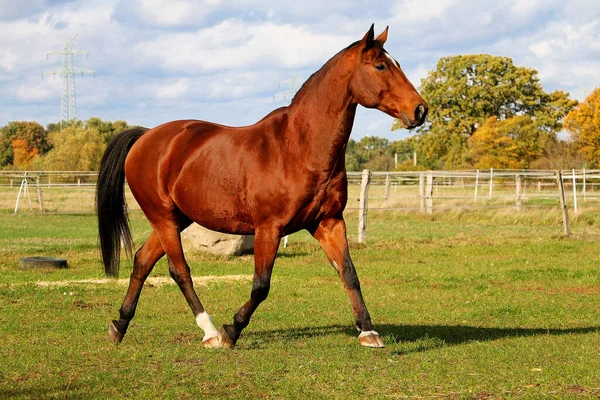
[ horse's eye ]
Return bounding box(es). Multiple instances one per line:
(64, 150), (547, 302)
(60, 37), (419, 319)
(375, 64), (386, 71)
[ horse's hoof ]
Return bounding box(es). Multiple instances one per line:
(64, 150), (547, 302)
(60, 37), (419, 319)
(108, 320), (124, 344)
(202, 335), (222, 349)
(218, 327), (236, 349)
(359, 331), (385, 348)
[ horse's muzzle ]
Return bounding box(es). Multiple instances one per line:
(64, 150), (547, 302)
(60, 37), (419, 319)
(400, 103), (428, 129)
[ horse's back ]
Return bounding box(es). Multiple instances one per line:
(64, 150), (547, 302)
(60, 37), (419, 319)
(124, 118), (285, 233)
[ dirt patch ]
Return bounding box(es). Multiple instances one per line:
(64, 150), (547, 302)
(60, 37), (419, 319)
(33, 274), (252, 288)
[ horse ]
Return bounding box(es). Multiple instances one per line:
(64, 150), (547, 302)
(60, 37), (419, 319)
(96, 25), (428, 349)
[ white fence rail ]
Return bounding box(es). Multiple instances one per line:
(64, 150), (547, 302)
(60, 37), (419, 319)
(2, 169), (599, 239)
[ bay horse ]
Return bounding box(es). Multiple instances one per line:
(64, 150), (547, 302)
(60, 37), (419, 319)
(96, 25), (427, 349)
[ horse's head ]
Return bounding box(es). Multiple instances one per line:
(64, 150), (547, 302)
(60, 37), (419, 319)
(349, 25), (428, 129)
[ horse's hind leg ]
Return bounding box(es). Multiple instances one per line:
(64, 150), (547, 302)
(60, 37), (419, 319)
(109, 230), (165, 343)
(151, 216), (221, 348)
(311, 217), (385, 348)
(219, 226), (280, 348)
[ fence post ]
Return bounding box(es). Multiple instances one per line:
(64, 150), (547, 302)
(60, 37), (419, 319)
(384, 173), (391, 200)
(36, 176), (44, 211)
(489, 168), (494, 199)
(556, 171), (570, 236)
(583, 168), (587, 201)
(358, 169), (372, 244)
(426, 172), (433, 215)
(419, 173), (425, 212)
(572, 169), (578, 213)
(474, 169), (479, 202)
(515, 174), (521, 212)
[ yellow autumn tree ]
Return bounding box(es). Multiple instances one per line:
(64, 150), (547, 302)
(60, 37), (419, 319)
(42, 126), (106, 170)
(11, 139), (39, 169)
(468, 116), (549, 169)
(563, 88), (600, 167)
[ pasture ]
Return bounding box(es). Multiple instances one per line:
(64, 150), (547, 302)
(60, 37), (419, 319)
(1, 210), (600, 398)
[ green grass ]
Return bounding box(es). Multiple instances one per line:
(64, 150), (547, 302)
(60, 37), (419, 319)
(2, 210), (600, 398)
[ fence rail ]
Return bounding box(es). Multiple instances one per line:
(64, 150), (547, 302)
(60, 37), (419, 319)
(3, 169), (599, 240)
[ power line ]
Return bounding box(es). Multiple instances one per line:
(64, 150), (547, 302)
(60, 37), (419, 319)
(42, 34), (95, 127)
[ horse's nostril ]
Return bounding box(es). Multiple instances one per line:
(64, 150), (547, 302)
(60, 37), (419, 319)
(414, 104), (427, 122)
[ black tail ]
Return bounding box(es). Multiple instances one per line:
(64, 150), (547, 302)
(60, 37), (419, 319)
(96, 127), (149, 277)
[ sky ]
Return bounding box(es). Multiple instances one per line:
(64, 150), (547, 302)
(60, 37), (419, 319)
(1, 0), (599, 141)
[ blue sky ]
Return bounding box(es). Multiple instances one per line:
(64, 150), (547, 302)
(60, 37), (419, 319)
(1, 0), (599, 140)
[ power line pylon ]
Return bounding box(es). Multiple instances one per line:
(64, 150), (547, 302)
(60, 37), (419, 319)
(42, 34), (95, 127)
(273, 68), (299, 103)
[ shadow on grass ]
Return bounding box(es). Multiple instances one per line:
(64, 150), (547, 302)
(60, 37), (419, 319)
(255, 324), (600, 353)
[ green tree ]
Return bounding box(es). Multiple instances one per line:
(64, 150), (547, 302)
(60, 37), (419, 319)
(42, 126), (106, 170)
(563, 87), (600, 167)
(85, 117), (129, 144)
(345, 136), (394, 171)
(394, 55), (577, 168)
(345, 139), (362, 171)
(0, 121), (50, 167)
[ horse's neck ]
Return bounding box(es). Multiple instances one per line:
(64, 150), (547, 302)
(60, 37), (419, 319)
(287, 57), (357, 170)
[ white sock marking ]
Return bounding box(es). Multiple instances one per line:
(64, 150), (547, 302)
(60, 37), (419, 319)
(359, 330), (379, 338)
(196, 311), (219, 341)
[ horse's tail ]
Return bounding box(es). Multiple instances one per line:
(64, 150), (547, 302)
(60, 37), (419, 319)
(96, 127), (149, 277)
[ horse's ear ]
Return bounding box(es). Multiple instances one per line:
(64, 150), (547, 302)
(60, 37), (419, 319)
(360, 24), (375, 50)
(375, 26), (388, 45)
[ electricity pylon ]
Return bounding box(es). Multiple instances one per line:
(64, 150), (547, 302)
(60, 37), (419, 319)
(42, 34), (95, 127)
(273, 68), (298, 103)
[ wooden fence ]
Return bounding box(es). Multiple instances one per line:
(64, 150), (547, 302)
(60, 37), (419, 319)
(2, 169), (599, 241)
(347, 169), (600, 242)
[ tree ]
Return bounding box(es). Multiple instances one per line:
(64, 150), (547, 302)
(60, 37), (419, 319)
(11, 139), (39, 169)
(531, 139), (584, 170)
(42, 126), (106, 170)
(85, 117), (129, 144)
(0, 121), (50, 167)
(394, 54), (577, 168)
(345, 136), (393, 171)
(563, 88), (600, 167)
(468, 116), (547, 169)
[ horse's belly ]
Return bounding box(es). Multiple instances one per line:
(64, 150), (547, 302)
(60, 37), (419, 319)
(173, 183), (255, 235)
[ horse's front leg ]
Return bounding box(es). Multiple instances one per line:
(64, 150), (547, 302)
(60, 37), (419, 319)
(311, 217), (384, 348)
(219, 226), (280, 348)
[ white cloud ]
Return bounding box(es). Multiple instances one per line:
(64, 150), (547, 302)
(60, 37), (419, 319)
(510, 0), (561, 18)
(154, 78), (190, 99)
(16, 78), (60, 102)
(529, 41), (551, 58)
(0, 49), (17, 71)
(133, 0), (223, 27)
(393, 0), (458, 21)
(134, 20), (353, 72)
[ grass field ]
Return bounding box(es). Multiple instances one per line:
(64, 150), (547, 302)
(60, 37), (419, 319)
(1, 209), (600, 398)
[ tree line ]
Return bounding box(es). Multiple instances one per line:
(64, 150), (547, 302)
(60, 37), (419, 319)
(0, 118), (130, 171)
(2, 55), (599, 172)
(349, 54), (599, 171)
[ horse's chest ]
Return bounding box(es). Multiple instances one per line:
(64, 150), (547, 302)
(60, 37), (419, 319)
(289, 177), (347, 227)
